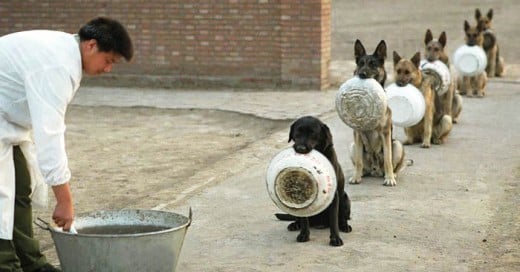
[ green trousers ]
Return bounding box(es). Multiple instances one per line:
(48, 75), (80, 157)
(0, 146), (47, 272)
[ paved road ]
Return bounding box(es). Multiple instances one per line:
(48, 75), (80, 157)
(170, 81), (519, 272)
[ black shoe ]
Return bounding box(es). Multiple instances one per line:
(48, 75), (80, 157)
(33, 263), (62, 272)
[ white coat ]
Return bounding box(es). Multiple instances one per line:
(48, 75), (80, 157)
(0, 30), (82, 239)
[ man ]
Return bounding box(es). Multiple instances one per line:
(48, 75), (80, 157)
(0, 17), (133, 271)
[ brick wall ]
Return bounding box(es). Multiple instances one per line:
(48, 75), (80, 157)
(0, 0), (330, 90)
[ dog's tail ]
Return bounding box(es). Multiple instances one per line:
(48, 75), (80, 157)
(275, 213), (297, 221)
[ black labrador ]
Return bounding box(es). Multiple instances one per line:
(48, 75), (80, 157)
(275, 116), (352, 246)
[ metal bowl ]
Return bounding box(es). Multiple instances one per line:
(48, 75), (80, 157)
(266, 148), (337, 217)
(386, 83), (426, 127)
(336, 76), (387, 131)
(419, 60), (451, 95)
(453, 45), (487, 76)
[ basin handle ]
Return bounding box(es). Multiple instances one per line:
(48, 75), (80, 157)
(187, 207), (193, 228)
(34, 217), (50, 231)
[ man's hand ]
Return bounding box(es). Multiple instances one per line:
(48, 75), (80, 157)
(51, 183), (74, 231)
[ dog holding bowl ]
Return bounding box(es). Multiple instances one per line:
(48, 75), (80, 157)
(392, 51), (453, 148)
(267, 116), (351, 246)
(455, 20), (488, 97)
(423, 29), (463, 123)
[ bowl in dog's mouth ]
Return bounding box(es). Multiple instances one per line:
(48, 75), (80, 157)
(385, 83), (426, 128)
(336, 76), (387, 131)
(453, 44), (487, 76)
(419, 60), (451, 95)
(274, 167), (318, 209)
(266, 148), (337, 217)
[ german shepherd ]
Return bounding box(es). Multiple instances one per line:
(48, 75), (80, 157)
(393, 51), (453, 147)
(349, 40), (406, 186)
(458, 20), (487, 97)
(424, 29), (463, 123)
(354, 39), (387, 86)
(475, 8), (504, 77)
(275, 116), (351, 246)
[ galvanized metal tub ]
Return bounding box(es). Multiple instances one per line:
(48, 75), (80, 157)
(38, 209), (191, 272)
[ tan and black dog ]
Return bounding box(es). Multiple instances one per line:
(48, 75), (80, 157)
(458, 20), (488, 97)
(475, 8), (504, 77)
(424, 29), (463, 123)
(349, 40), (406, 186)
(393, 51), (453, 147)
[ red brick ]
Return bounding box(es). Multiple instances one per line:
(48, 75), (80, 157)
(0, 0), (330, 89)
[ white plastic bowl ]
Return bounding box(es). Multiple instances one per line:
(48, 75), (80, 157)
(336, 76), (387, 131)
(419, 60), (451, 95)
(453, 45), (487, 76)
(266, 147), (337, 217)
(385, 83), (426, 127)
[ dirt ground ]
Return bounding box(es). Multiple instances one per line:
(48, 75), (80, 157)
(32, 1), (519, 271)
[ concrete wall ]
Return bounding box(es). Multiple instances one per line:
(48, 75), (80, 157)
(0, 0), (330, 90)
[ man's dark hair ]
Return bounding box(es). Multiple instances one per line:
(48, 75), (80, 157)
(78, 17), (133, 61)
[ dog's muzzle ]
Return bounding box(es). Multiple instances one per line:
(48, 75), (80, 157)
(293, 144), (311, 154)
(396, 80), (409, 87)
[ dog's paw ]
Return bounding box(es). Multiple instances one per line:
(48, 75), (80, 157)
(432, 138), (442, 145)
(403, 140), (413, 145)
(340, 223), (352, 233)
(420, 142), (431, 148)
(296, 231), (310, 242)
(383, 177), (397, 186)
(329, 236), (343, 247)
(287, 222), (300, 231)
(349, 176), (362, 184)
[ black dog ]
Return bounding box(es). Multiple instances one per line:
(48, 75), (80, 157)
(354, 39), (388, 86)
(275, 116), (351, 246)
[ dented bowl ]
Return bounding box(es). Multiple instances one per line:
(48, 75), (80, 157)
(419, 60), (451, 95)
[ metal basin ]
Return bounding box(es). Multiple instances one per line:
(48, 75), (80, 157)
(38, 209), (191, 272)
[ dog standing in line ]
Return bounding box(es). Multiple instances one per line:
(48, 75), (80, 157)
(393, 51), (453, 147)
(424, 29), (463, 123)
(275, 116), (351, 246)
(475, 8), (504, 77)
(458, 20), (488, 97)
(349, 40), (406, 186)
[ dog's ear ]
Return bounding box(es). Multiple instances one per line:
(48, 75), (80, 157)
(411, 52), (421, 68)
(288, 122), (295, 143)
(425, 29), (433, 45)
(487, 9), (493, 20)
(477, 20), (485, 32)
(393, 51), (401, 66)
(320, 123), (333, 150)
(475, 8), (482, 20)
(354, 39), (366, 63)
(374, 40), (387, 61)
(464, 20), (470, 32)
(439, 31), (447, 48)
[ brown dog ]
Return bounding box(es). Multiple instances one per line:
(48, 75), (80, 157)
(393, 51), (453, 148)
(458, 20), (487, 97)
(424, 29), (463, 123)
(349, 40), (406, 186)
(475, 8), (504, 77)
